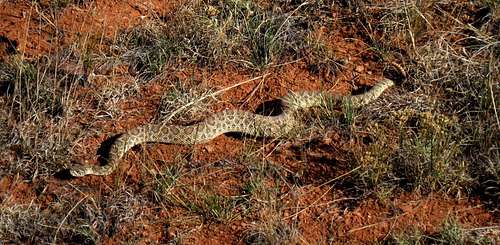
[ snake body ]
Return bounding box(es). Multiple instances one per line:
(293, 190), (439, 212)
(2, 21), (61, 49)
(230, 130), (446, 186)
(69, 79), (394, 177)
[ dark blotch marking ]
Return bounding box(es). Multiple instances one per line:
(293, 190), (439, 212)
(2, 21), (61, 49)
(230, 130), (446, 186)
(97, 134), (123, 164)
(383, 64), (406, 84)
(54, 169), (75, 180)
(351, 85), (374, 96)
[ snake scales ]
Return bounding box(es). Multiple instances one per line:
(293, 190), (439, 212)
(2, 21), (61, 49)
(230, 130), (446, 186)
(68, 78), (394, 177)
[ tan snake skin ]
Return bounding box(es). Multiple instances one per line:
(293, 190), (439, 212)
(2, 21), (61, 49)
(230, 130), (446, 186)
(69, 79), (394, 177)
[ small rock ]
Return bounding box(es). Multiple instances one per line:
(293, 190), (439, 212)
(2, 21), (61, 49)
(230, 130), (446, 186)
(355, 65), (364, 73)
(204, 145), (214, 153)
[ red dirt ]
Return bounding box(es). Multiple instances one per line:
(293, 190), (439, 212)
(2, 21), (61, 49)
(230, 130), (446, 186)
(336, 194), (494, 242)
(0, 0), (182, 58)
(0, 0), (498, 244)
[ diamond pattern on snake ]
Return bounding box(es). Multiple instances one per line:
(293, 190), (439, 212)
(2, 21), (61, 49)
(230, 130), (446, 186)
(68, 78), (394, 177)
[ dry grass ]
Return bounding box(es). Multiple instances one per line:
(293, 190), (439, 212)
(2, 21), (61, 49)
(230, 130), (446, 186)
(389, 218), (499, 244)
(0, 53), (81, 177)
(119, 0), (341, 74)
(0, 182), (146, 243)
(0, 0), (498, 243)
(328, 0), (500, 205)
(157, 78), (216, 123)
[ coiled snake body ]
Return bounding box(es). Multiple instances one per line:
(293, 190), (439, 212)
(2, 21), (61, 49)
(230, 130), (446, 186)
(69, 79), (394, 177)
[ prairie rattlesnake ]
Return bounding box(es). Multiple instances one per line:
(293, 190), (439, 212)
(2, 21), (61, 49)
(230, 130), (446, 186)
(69, 79), (394, 177)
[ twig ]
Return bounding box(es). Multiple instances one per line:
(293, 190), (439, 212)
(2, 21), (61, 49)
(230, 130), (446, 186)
(52, 194), (88, 244)
(464, 225), (500, 232)
(284, 166), (361, 220)
(488, 55), (500, 130)
(164, 73), (270, 122)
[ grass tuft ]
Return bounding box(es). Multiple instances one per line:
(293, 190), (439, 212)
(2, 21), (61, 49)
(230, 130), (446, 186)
(388, 218), (498, 244)
(336, 0), (500, 205)
(120, 0), (340, 73)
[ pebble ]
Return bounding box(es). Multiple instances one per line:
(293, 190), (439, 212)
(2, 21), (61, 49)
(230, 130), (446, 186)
(204, 145), (214, 153)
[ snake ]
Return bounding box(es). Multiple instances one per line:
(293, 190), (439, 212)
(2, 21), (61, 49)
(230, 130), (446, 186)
(68, 78), (394, 177)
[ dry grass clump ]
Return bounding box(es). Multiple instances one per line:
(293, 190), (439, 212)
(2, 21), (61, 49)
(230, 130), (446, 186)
(388, 218), (499, 244)
(0, 185), (147, 244)
(239, 158), (299, 244)
(119, 21), (178, 79)
(144, 154), (247, 223)
(241, 219), (298, 245)
(0, 0), (498, 243)
(34, 0), (87, 9)
(0, 54), (82, 177)
(120, 0), (340, 77)
(0, 58), (66, 121)
(337, 0), (499, 206)
(157, 78), (216, 123)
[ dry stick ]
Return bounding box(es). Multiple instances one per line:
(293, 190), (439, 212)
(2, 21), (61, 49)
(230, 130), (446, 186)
(271, 1), (309, 44)
(489, 55), (500, 130)
(348, 210), (412, 234)
(403, 0), (417, 53)
(164, 73), (270, 122)
(297, 235), (312, 245)
(285, 185), (334, 220)
(284, 166), (361, 220)
(464, 225), (500, 232)
(240, 74), (266, 108)
(348, 220), (393, 233)
(349, 196), (430, 234)
(52, 194), (88, 244)
(33, 3), (57, 29)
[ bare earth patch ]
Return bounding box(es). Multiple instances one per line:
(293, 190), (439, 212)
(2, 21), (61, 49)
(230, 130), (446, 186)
(0, 0), (498, 244)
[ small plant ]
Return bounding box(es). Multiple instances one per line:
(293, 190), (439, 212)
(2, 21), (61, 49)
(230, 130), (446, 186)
(243, 177), (264, 196)
(304, 34), (343, 78)
(153, 165), (183, 201)
(393, 111), (473, 194)
(245, 12), (289, 69)
(202, 194), (241, 222)
(241, 220), (298, 244)
(438, 219), (465, 244)
(121, 22), (177, 79)
(387, 218), (497, 244)
(342, 99), (355, 126)
(180, 192), (244, 223)
(119, 0), (328, 72)
(389, 228), (426, 245)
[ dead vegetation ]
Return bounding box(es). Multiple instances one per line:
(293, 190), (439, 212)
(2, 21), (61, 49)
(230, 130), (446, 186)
(388, 217), (499, 244)
(348, 0), (500, 205)
(0, 0), (499, 243)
